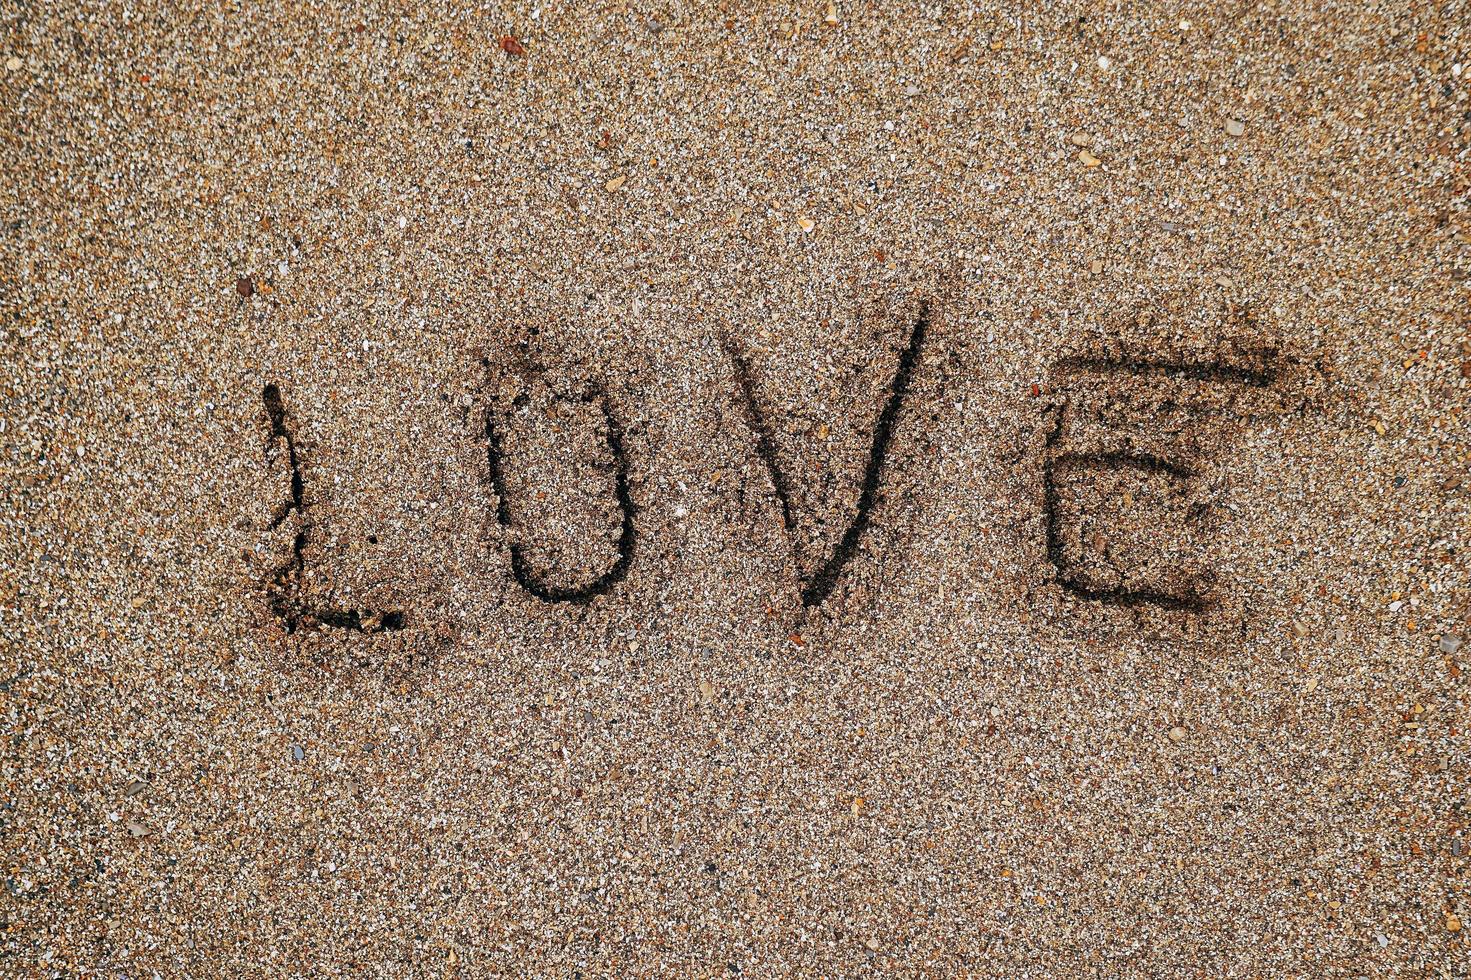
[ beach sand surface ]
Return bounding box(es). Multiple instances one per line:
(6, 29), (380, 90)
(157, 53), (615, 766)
(4, 3), (1468, 975)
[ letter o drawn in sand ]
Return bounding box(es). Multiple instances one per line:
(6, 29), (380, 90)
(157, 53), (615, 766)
(484, 383), (636, 604)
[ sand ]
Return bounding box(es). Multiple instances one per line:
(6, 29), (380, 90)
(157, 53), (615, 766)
(4, 2), (1469, 975)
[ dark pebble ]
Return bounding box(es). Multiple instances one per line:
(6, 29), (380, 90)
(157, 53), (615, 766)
(236, 276), (254, 298)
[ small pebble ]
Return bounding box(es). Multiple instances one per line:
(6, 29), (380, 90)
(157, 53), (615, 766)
(1225, 118), (1246, 137)
(4, 55), (22, 72)
(604, 174), (626, 192)
(124, 780), (149, 797)
(290, 744), (305, 761)
(235, 276), (254, 298)
(1167, 726), (1187, 743)
(1441, 634), (1464, 654)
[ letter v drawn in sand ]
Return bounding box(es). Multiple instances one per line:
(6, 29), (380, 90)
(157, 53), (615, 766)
(725, 299), (930, 608)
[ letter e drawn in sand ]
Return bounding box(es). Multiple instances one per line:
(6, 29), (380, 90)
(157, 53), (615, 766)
(259, 383), (407, 634)
(1038, 342), (1294, 613)
(726, 299), (929, 608)
(483, 383), (636, 604)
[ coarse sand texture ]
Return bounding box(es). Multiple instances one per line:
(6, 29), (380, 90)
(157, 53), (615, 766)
(4, 2), (1469, 976)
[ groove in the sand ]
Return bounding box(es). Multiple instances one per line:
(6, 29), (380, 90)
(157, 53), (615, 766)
(1051, 354), (1278, 389)
(727, 299), (929, 608)
(484, 385), (637, 604)
(260, 383), (407, 634)
(1040, 406), (1210, 613)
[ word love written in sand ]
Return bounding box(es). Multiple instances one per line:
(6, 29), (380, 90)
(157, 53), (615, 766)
(258, 305), (1306, 634)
